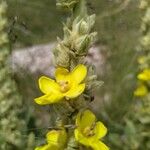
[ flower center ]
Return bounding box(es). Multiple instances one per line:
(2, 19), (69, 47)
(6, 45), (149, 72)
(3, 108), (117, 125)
(83, 126), (95, 137)
(58, 80), (70, 93)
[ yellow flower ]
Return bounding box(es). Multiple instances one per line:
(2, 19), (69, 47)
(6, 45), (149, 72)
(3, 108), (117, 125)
(74, 110), (109, 150)
(35, 64), (87, 105)
(35, 129), (67, 150)
(134, 84), (148, 97)
(137, 69), (150, 81)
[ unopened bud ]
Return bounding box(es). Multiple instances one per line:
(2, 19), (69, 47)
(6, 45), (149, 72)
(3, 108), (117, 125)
(87, 14), (96, 29)
(79, 20), (89, 34)
(56, 0), (79, 11)
(54, 43), (70, 68)
(75, 35), (90, 54)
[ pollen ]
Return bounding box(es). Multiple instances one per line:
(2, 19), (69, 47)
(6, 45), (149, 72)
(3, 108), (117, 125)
(83, 126), (95, 137)
(58, 80), (70, 93)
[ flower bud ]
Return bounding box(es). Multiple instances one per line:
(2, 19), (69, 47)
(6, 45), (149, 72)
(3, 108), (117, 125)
(79, 20), (89, 34)
(63, 26), (71, 40)
(74, 32), (97, 54)
(73, 14), (96, 35)
(74, 35), (90, 54)
(54, 42), (70, 68)
(56, 0), (79, 11)
(87, 14), (96, 30)
(72, 18), (82, 33)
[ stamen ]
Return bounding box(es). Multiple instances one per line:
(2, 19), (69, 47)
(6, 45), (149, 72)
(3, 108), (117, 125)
(83, 126), (95, 137)
(58, 81), (70, 93)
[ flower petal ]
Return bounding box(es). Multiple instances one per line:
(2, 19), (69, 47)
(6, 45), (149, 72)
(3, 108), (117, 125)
(74, 129), (90, 147)
(76, 109), (96, 130)
(46, 130), (59, 145)
(46, 129), (67, 148)
(35, 144), (58, 150)
(92, 141), (109, 150)
(34, 93), (64, 105)
(39, 76), (60, 94)
(134, 84), (148, 97)
(94, 121), (107, 139)
(70, 64), (87, 84)
(35, 145), (51, 150)
(137, 69), (150, 81)
(65, 83), (85, 99)
(55, 67), (69, 82)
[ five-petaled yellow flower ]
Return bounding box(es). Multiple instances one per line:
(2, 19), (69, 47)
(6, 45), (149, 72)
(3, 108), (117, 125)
(35, 129), (67, 150)
(137, 69), (150, 81)
(74, 110), (109, 150)
(35, 64), (87, 105)
(134, 84), (148, 97)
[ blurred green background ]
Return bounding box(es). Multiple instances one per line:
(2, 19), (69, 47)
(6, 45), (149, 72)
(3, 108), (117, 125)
(2, 0), (150, 149)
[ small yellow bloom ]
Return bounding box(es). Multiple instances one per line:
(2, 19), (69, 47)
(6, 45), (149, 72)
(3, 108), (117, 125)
(35, 64), (87, 105)
(35, 129), (67, 150)
(137, 69), (150, 81)
(134, 84), (148, 97)
(74, 110), (109, 150)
